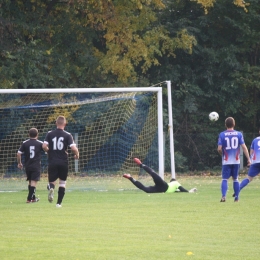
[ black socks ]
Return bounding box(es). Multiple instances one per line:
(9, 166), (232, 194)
(27, 186), (36, 200)
(57, 187), (65, 205)
(47, 183), (55, 190)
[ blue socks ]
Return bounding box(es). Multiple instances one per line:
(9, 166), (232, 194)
(233, 181), (240, 199)
(221, 178), (250, 201)
(240, 178), (250, 190)
(221, 179), (228, 197)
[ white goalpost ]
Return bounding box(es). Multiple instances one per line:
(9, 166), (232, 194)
(0, 86), (175, 179)
(166, 81), (176, 179)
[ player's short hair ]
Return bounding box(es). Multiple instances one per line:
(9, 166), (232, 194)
(170, 178), (176, 182)
(225, 117), (235, 128)
(56, 115), (66, 126)
(29, 128), (38, 138)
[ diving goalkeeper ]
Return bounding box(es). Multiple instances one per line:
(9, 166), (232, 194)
(123, 158), (197, 193)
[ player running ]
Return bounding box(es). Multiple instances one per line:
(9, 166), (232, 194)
(42, 116), (79, 208)
(217, 117), (250, 202)
(238, 128), (260, 192)
(123, 158), (197, 193)
(17, 128), (44, 203)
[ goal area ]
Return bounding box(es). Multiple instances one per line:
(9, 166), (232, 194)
(0, 88), (165, 180)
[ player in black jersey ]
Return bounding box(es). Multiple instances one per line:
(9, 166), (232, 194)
(17, 128), (44, 203)
(42, 115), (79, 208)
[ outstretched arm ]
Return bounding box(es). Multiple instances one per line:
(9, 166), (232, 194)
(178, 186), (189, 192)
(178, 186), (197, 193)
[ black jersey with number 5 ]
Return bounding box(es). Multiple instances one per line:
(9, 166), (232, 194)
(18, 139), (44, 171)
(44, 129), (75, 164)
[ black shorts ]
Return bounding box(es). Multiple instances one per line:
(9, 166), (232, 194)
(48, 163), (68, 182)
(26, 170), (41, 181)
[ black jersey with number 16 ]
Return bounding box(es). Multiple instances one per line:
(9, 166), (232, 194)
(44, 129), (76, 164)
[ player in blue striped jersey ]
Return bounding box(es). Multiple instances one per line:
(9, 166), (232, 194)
(217, 117), (250, 202)
(239, 129), (260, 192)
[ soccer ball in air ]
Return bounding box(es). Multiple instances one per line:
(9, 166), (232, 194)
(209, 111), (219, 121)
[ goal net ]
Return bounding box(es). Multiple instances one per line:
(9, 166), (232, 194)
(0, 88), (164, 183)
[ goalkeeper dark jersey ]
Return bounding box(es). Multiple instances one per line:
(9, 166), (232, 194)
(18, 139), (43, 170)
(43, 128), (76, 164)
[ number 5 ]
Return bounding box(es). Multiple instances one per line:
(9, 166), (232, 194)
(30, 146), (35, 158)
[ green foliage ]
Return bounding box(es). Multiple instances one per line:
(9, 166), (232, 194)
(0, 0), (105, 88)
(1, 0), (260, 171)
(0, 0), (196, 87)
(173, 151), (189, 172)
(149, 0), (260, 171)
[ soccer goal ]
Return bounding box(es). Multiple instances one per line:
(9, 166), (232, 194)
(0, 87), (170, 179)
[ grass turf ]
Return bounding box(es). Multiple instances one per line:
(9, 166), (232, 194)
(0, 176), (260, 260)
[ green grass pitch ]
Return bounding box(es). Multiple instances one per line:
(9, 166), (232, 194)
(0, 176), (260, 260)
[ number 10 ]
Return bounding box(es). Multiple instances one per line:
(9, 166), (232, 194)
(225, 137), (238, 149)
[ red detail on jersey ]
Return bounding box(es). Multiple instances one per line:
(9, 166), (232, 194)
(224, 150), (228, 161)
(236, 150), (240, 160)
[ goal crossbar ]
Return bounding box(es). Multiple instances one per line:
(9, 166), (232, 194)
(0, 87), (162, 94)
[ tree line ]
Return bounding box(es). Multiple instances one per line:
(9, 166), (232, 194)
(0, 0), (259, 171)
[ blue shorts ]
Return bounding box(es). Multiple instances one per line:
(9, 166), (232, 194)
(248, 163), (260, 177)
(222, 164), (240, 179)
